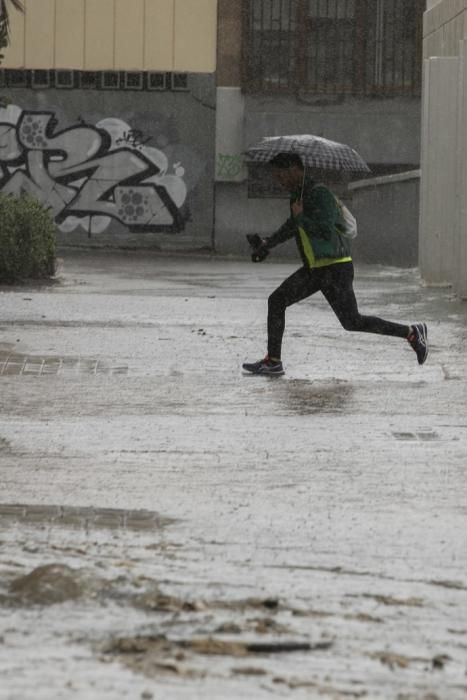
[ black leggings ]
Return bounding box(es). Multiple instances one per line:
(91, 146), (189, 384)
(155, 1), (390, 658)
(267, 263), (410, 359)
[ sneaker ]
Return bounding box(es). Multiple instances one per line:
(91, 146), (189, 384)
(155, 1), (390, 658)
(242, 355), (284, 376)
(407, 323), (428, 365)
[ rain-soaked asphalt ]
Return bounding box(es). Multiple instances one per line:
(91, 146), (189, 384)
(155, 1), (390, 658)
(1, 249), (467, 700)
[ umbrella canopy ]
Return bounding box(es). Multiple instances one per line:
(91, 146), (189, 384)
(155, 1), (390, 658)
(245, 134), (370, 174)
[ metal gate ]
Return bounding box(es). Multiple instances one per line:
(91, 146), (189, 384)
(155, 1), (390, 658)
(242, 0), (424, 96)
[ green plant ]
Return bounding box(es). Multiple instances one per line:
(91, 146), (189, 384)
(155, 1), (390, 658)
(0, 1), (24, 35)
(0, 193), (56, 284)
(1, 1), (24, 106)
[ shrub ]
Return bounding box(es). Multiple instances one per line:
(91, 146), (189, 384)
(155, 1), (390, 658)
(0, 193), (56, 284)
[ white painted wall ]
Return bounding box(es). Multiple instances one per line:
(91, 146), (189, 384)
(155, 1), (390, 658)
(420, 0), (467, 297)
(419, 58), (458, 285)
(455, 40), (467, 297)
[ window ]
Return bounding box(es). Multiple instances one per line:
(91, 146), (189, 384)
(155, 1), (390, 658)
(242, 0), (424, 96)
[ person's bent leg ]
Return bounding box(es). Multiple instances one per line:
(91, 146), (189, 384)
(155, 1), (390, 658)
(320, 262), (428, 364)
(321, 263), (410, 338)
(267, 267), (321, 359)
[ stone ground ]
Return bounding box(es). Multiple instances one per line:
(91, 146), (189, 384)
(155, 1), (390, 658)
(0, 249), (467, 700)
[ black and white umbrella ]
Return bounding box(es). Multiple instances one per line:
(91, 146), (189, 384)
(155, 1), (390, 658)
(245, 134), (370, 174)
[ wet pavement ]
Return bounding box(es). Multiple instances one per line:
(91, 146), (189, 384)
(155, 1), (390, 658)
(1, 249), (467, 699)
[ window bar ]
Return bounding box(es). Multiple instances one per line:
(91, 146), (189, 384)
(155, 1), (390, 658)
(414, 0), (424, 95)
(311, 0), (320, 91)
(374, 0), (384, 92)
(325, 0), (331, 93)
(329, 0), (335, 93)
(399, 0), (405, 91)
(241, 0), (250, 91)
(382, 0), (388, 94)
(259, 0), (265, 91)
(314, 0), (320, 92)
(344, 0), (352, 94)
(282, 0), (289, 92)
(269, 0), (273, 89)
(353, 0), (365, 96)
(324, 0), (329, 92)
(254, 0), (260, 90)
(296, 0), (307, 91)
(278, 0), (282, 90)
(336, 0), (342, 93)
(338, 0), (344, 93)
(342, 0), (347, 92)
(391, 0), (397, 95)
(405, 0), (412, 92)
(287, 0), (293, 91)
(384, 0), (391, 94)
(314, 0), (322, 92)
(341, 0), (347, 93)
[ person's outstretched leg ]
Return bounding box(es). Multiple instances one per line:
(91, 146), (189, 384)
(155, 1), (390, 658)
(320, 263), (428, 364)
(243, 267), (320, 375)
(267, 267), (321, 359)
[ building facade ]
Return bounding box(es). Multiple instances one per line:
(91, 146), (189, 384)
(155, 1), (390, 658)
(0, 0), (217, 251)
(419, 0), (467, 298)
(0, 1), (425, 266)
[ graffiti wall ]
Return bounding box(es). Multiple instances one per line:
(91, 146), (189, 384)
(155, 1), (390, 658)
(0, 79), (215, 249)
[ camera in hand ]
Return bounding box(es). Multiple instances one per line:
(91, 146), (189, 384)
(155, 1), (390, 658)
(246, 234), (269, 263)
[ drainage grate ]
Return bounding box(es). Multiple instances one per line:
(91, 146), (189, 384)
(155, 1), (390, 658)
(0, 352), (128, 377)
(0, 504), (173, 531)
(392, 431), (439, 441)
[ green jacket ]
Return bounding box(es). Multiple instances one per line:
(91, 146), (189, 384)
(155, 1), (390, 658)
(266, 176), (352, 267)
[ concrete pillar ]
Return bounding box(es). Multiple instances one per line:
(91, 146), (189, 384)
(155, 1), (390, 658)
(455, 39), (467, 298)
(419, 56), (459, 285)
(215, 87), (246, 183)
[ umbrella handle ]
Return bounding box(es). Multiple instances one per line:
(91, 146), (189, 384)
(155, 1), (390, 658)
(300, 166), (306, 201)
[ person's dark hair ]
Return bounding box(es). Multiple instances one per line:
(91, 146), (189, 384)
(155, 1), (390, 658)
(270, 153), (303, 170)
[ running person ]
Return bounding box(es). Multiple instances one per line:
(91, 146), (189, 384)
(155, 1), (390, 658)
(243, 153), (428, 376)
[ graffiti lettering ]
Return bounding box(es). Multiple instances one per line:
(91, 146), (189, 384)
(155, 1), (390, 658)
(116, 129), (152, 149)
(0, 106), (188, 235)
(217, 153), (244, 179)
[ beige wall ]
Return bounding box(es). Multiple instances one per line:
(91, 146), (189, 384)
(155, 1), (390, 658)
(217, 0), (242, 87)
(2, 0), (218, 72)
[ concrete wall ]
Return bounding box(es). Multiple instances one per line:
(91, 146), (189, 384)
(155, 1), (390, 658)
(349, 173), (420, 267)
(2, 0), (218, 72)
(0, 78), (216, 250)
(244, 96), (422, 168)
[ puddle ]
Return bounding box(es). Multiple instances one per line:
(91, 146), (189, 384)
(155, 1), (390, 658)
(276, 379), (353, 415)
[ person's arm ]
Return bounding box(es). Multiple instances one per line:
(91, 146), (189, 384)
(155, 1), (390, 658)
(249, 210), (297, 262)
(264, 213), (297, 249)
